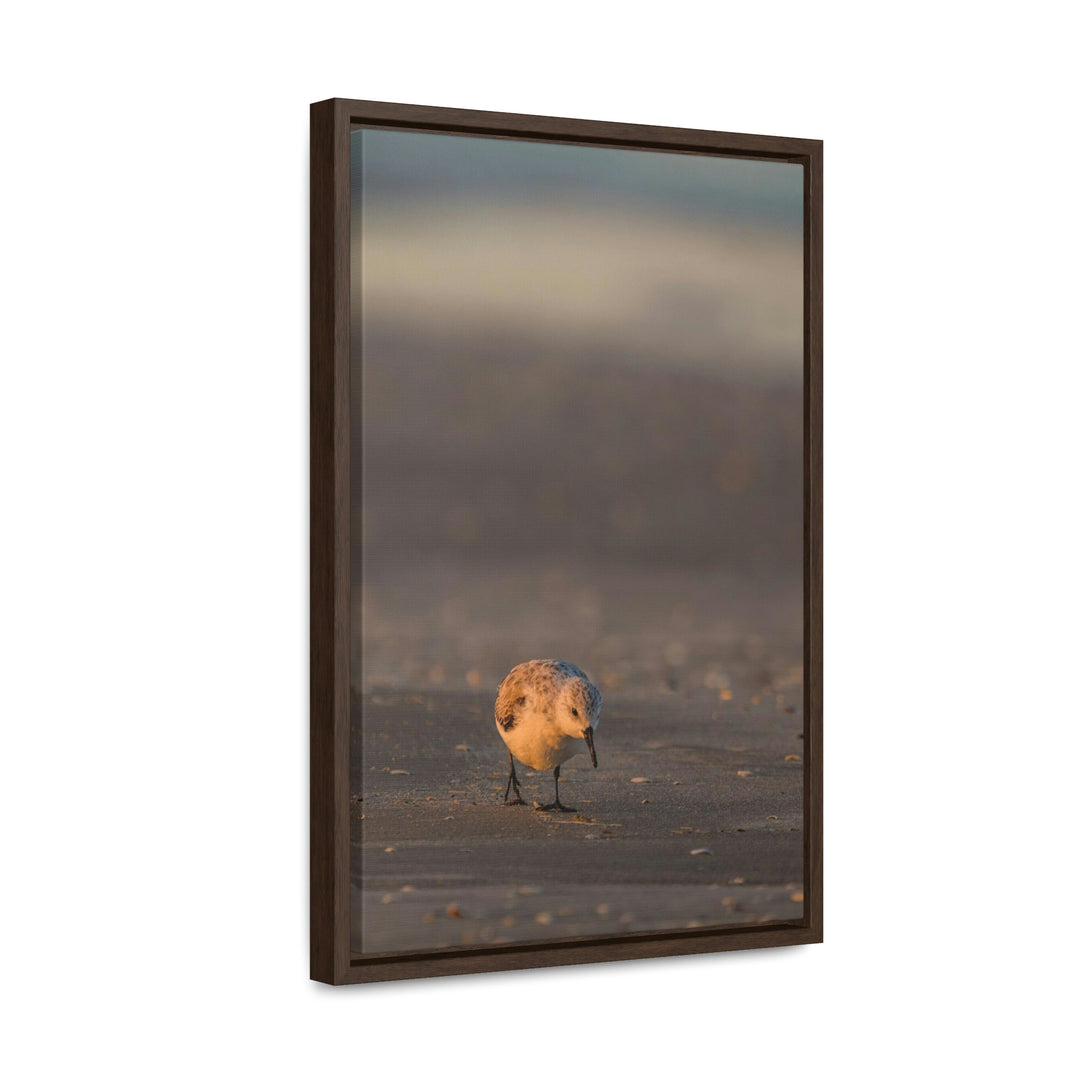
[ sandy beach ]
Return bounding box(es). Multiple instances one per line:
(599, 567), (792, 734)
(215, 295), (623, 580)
(352, 686), (803, 956)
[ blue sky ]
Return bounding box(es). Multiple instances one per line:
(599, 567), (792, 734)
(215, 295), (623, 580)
(353, 128), (803, 232)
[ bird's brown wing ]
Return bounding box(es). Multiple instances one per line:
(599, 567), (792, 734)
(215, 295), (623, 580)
(494, 671), (528, 731)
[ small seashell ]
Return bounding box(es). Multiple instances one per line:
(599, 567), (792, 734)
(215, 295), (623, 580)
(389, 769), (410, 775)
(690, 847), (712, 856)
(455, 744), (470, 751)
(730, 876), (745, 884)
(630, 777), (651, 784)
(785, 754), (801, 762)
(384, 847), (394, 853)
(446, 904), (463, 918)
(791, 891), (804, 903)
(737, 770), (752, 778)
(400, 884), (415, 893)
(535, 912), (552, 925)
(596, 903), (611, 916)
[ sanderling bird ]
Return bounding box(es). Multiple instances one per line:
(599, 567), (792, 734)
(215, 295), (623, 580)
(495, 659), (602, 812)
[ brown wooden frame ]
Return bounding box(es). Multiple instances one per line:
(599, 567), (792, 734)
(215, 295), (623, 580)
(311, 97), (822, 984)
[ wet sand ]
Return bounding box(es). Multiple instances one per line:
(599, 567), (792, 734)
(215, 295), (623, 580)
(349, 323), (806, 958)
(352, 688), (804, 956)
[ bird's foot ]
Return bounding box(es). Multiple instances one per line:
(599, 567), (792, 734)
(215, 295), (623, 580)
(503, 796), (526, 806)
(534, 800), (576, 813)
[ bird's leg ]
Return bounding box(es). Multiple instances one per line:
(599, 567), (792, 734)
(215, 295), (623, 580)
(536, 765), (576, 813)
(503, 750), (525, 805)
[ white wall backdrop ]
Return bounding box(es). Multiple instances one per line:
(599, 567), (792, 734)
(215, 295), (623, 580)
(2, 2), (1076, 1077)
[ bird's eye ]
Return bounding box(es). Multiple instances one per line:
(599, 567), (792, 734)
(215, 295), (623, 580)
(572, 708), (578, 716)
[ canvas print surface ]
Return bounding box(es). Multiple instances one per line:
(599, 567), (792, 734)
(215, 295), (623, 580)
(349, 129), (804, 956)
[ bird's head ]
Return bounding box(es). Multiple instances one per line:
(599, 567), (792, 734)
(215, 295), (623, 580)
(556, 676), (602, 767)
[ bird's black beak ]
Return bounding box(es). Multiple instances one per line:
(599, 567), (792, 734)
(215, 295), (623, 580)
(584, 726), (597, 768)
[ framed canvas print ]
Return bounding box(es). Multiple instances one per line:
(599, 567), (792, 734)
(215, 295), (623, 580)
(311, 98), (822, 985)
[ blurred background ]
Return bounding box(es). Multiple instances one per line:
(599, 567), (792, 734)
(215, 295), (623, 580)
(351, 129), (804, 700)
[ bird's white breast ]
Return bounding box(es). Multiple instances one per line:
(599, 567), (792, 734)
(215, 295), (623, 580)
(497, 705), (584, 771)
